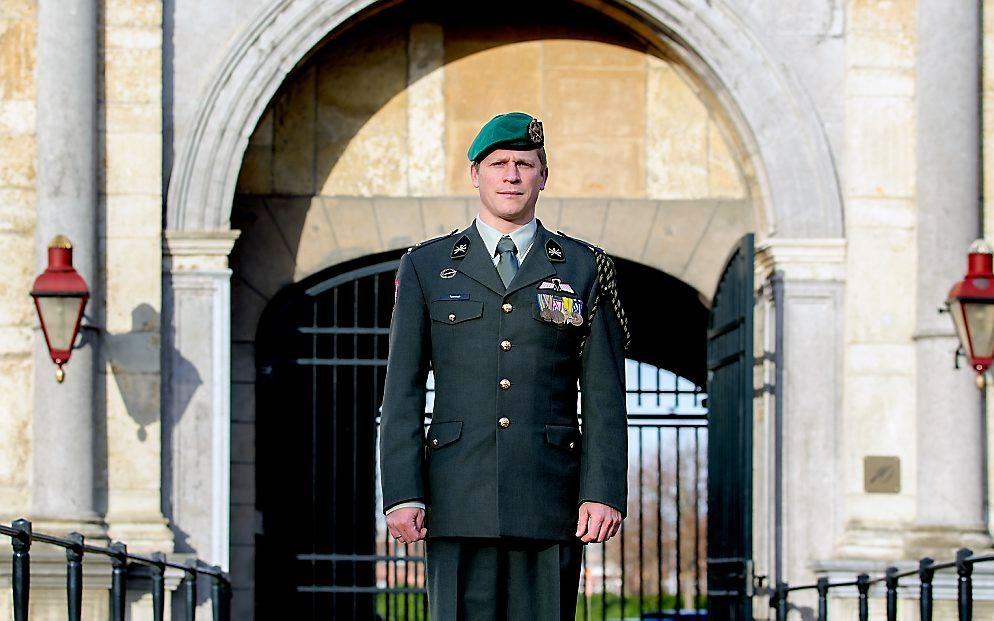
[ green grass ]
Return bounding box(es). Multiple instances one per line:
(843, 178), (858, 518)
(374, 592), (704, 620)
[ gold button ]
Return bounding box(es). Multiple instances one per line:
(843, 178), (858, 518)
(499, 378), (511, 390)
(448, 313), (456, 322)
(432, 438), (439, 446)
(500, 340), (512, 351)
(502, 303), (513, 313)
(568, 441), (575, 450)
(498, 417), (510, 428)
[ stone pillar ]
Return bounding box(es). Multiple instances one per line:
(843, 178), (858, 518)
(909, 0), (990, 554)
(31, 0), (104, 535)
(755, 239), (846, 596)
(163, 230), (239, 570)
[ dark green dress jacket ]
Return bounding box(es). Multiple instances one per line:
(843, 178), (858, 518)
(379, 220), (628, 542)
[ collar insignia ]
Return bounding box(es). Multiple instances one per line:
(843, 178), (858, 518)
(451, 235), (471, 260)
(545, 239), (565, 262)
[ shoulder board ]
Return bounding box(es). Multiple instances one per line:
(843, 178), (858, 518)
(555, 229), (605, 254)
(407, 229), (459, 253)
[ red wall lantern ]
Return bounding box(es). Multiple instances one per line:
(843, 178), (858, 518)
(946, 239), (994, 388)
(30, 235), (90, 383)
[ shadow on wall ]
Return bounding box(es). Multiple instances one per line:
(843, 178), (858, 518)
(105, 303), (201, 441)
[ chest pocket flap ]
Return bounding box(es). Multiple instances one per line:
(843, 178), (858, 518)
(430, 300), (484, 324)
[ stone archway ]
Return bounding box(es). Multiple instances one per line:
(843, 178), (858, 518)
(165, 0), (843, 238)
(161, 1), (847, 616)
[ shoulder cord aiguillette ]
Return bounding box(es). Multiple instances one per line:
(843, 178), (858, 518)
(579, 250), (631, 354)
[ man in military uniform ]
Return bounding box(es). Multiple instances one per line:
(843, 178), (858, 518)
(380, 112), (629, 620)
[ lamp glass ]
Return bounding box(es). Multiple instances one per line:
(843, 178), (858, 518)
(962, 300), (994, 359)
(36, 295), (85, 353)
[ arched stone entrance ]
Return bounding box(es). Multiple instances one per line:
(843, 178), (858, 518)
(161, 1), (846, 617)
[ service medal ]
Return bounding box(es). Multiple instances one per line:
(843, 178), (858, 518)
(552, 310), (566, 325)
(570, 313), (584, 326)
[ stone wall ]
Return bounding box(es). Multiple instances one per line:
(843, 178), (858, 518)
(0, 0), (37, 521)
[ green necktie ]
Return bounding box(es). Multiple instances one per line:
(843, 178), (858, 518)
(496, 235), (519, 288)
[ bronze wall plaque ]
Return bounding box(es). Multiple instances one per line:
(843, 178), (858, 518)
(864, 456), (901, 493)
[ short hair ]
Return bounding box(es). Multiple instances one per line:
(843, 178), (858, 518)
(472, 147), (548, 172)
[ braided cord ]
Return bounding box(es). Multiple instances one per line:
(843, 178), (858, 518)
(580, 249), (632, 354)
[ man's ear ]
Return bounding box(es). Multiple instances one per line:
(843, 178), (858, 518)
(539, 167), (549, 191)
(470, 163), (480, 189)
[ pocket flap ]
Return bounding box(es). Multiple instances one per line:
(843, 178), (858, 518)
(430, 300), (484, 324)
(545, 424), (581, 451)
(427, 421), (463, 450)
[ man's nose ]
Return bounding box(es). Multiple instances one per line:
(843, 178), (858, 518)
(503, 164), (520, 182)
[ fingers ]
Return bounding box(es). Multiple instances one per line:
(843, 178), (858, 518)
(581, 511), (605, 543)
(575, 504), (590, 538)
(386, 508), (427, 544)
(576, 503), (624, 543)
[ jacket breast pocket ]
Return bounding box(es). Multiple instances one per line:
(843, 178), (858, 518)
(430, 300), (484, 325)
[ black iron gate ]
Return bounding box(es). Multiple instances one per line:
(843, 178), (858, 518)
(256, 253), (712, 619)
(706, 234), (755, 620)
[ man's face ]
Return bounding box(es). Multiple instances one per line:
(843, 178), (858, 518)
(470, 148), (548, 225)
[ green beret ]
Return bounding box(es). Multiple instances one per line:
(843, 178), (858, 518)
(467, 112), (544, 162)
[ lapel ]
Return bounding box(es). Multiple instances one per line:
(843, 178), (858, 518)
(454, 224), (505, 296)
(505, 221), (557, 297)
(454, 220), (559, 298)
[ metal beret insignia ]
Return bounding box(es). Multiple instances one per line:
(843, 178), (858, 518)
(528, 118), (544, 145)
(451, 235), (471, 260)
(545, 239), (565, 262)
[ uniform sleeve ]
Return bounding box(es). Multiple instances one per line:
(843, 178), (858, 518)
(578, 268), (629, 516)
(379, 252), (431, 513)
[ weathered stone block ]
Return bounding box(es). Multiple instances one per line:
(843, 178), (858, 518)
(318, 92), (409, 197)
(104, 102), (160, 134)
(0, 187), (34, 233)
(544, 68), (645, 141)
(0, 354), (31, 488)
(104, 0), (161, 27)
(273, 67), (316, 195)
(707, 121), (746, 198)
(546, 140), (644, 198)
(0, 19), (35, 100)
(646, 61), (708, 199)
(544, 39), (644, 69)
(373, 197), (427, 251)
(0, 99), (34, 134)
(0, 134), (35, 188)
(0, 231), (35, 325)
(103, 46), (161, 104)
(104, 132), (161, 195)
(601, 200), (656, 261)
(420, 197), (468, 237)
(103, 237), (162, 332)
(103, 194), (161, 239)
(845, 96), (915, 198)
(444, 40), (542, 122)
(845, 226), (917, 342)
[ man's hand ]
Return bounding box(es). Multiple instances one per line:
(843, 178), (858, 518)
(575, 502), (622, 543)
(386, 507), (427, 545)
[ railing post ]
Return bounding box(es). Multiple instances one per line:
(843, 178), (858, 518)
(184, 561), (198, 621)
(957, 548), (974, 621)
(817, 577), (829, 621)
(151, 551), (166, 621)
(210, 566), (230, 621)
(110, 542), (127, 621)
(919, 557), (935, 621)
(66, 532), (84, 621)
(885, 566), (898, 621)
(775, 581), (789, 621)
(857, 574), (870, 621)
(11, 518), (31, 621)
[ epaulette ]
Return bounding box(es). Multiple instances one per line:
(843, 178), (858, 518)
(407, 229), (459, 253)
(555, 230), (605, 254)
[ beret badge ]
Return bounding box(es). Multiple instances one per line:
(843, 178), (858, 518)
(528, 118), (544, 144)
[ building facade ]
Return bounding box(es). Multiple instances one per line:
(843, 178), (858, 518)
(1, 0), (993, 618)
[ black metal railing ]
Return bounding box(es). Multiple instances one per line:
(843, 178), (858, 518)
(2, 518), (232, 621)
(772, 547), (993, 620)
